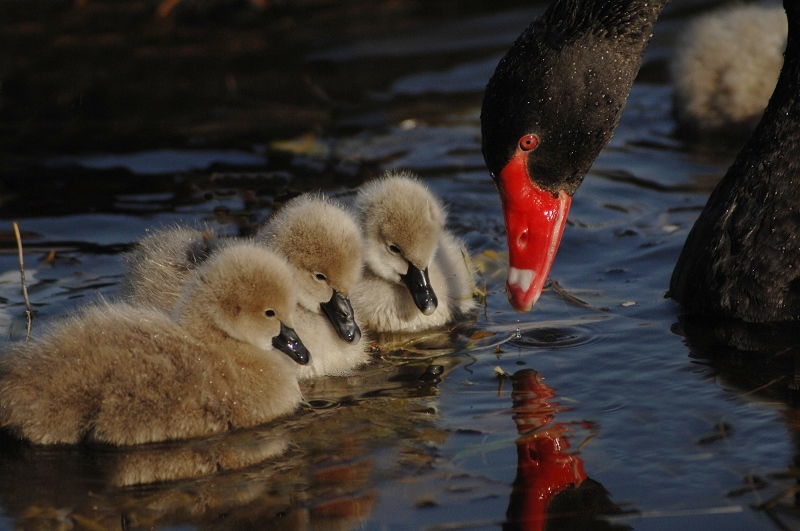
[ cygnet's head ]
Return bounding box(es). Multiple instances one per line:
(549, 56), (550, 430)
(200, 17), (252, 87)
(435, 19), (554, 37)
(356, 171), (445, 315)
(256, 195), (363, 342)
(176, 242), (309, 364)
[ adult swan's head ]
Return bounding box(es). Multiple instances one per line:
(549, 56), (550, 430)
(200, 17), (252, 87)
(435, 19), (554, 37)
(481, 0), (669, 312)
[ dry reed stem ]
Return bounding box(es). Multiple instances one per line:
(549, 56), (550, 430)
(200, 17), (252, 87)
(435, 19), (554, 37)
(12, 222), (32, 340)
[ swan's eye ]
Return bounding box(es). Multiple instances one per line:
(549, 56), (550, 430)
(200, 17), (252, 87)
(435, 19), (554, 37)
(518, 134), (539, 152)
(315, 272), (327, 282)
(388, 244), (401, 255)
(265, 309), (276, 318)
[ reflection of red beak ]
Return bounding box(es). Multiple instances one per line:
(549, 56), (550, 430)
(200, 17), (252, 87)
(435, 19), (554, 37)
(497, 153), (571, 313)
(507, 370), (587, 531)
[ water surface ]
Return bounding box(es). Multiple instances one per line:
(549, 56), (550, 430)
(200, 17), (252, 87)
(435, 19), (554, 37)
(1, 1), (798, 529)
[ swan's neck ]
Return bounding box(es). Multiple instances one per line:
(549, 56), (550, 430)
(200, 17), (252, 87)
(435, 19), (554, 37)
(539, 0), (669, 45)
(723, 1), (800, 191)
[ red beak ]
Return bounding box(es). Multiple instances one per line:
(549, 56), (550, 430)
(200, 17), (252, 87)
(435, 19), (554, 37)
(496, 152), (571, 312)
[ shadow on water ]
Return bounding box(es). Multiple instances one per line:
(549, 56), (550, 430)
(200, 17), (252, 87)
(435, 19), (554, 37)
(0, 0), (542, 158)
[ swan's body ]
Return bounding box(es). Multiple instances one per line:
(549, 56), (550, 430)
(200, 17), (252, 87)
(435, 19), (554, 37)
(0, 244), (307, 445)
(350, 172), (476, 333)
(671, 4), (787, 140)
(256, 196), (369, 378)
(670, 0), (800, 322)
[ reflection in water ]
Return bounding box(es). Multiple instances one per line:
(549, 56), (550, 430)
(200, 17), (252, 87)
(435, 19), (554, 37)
(675, 318), (800, 529)
(503, 369), (630, 530)
(675, 316), (800, 405)
(505, 369), (631, 531)
(0, 418), (357, 530)
(0, 355), (459, 529)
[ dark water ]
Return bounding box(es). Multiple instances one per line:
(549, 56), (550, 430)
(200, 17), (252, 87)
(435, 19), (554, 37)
(1, 0), (798, 529)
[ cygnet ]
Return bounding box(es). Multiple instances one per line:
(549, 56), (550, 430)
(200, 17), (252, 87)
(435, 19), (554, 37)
(120, 224), (218, 312)
(0, 243), (309, 446)
(256, 195), (369, 378)
(350, 171), (476, 333)
(671, 4), (787, 140)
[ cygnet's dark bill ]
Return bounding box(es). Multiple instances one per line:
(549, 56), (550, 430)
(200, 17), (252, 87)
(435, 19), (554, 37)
(320, 290), (361, 343)
(272, 323), (310, 365)
(401, 262), (438, 316)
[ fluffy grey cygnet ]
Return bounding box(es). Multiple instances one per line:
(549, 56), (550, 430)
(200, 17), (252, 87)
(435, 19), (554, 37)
(0, 243), (307, 446)
(350, 171), (476, 333)
(256, 195), (370, 378)
(671, 4), (787, 139)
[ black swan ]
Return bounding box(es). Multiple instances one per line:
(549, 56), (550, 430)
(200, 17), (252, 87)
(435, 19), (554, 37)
(670, 0), (800, 323)
(481, 0), (669, 312)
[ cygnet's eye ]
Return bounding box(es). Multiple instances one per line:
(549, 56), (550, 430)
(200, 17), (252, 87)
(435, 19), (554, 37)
(388, 244), (401, 255)
(265, 309), (276, 318)
(314, 272), (327, 282)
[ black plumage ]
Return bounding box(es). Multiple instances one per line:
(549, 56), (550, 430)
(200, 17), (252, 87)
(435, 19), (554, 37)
(670, 0), (800, 322)
(480, 0), (669, 195)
